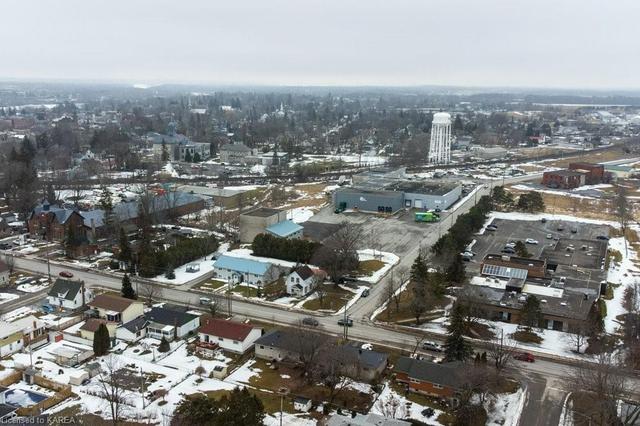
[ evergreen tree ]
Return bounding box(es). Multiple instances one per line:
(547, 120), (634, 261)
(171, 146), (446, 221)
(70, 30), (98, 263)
(98, 185), (113, 212)
(93, 323), (110, 356)
(444, 303), (472, 361)
(165, 266), (176, 280)
(161, 139), (169, 162)
(193, 152), (201, 162)
(158, 337), (170, 353)
(121, 273), (136, 299)
(446, 255), (466, 284)
(514, 241), (531, 258)
(174, 387), (265, 426)
(118, 228), (131, 266)
(520, 295), (542, 329)
(184, 150), (193, 162)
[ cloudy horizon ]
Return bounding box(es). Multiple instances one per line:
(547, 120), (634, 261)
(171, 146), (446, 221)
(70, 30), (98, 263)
(2, 0), (638, 89)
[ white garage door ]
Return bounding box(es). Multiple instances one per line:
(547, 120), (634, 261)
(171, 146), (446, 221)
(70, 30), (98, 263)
(414, 200), (423, 208)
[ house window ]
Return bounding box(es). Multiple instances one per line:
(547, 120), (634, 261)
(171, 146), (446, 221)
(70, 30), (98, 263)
(410, 378), (419, 384)
(233, 340), (238, 344)
(218, 337), (223, 341)
(259, 345), (264, 349)
(433, 384), (443, 389)
(204, 335), (210, 343)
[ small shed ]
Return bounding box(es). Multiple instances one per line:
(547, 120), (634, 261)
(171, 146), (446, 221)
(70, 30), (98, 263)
(293, 396), (312, 412)
(68, 370), (90, 386)
(211, 365), (228, 379)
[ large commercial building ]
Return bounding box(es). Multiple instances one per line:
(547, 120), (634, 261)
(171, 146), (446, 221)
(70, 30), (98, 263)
(428, 112), (452, 164)
(333, 168), (461, 213)
(238, 207), (288, 243)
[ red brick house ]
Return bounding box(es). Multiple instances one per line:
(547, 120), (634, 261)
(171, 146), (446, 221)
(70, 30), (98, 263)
(568, 162), (605, 185)
(542, 170), (585, 189)
(394, 357), (464, 404)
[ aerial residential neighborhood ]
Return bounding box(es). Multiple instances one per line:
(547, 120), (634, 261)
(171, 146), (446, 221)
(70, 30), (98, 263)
(0, 1), (638, 425)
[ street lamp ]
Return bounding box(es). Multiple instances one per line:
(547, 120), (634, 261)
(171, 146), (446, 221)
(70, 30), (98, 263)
(277, 387), (289, 426)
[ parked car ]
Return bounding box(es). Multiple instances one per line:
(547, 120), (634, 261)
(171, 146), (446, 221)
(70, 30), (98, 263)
(557, 225), (564, 231)
(525, 238), (539, 245)
(541, 218), (547, 223)
(514, 352), (535, 362)
(302, 317), (319, 327)
(571, 228), (578, 234)
(546, 233), (553, 239)
(596, 235), (610, 241)
(422, 341), (444, 352)
(504, 242), (516, 249)
(59, 271), (74, 278)
(41, 304), (55, 314)
(486, 225), (498, 231)
(361, 289), (370, 298)
(199, 297), (211, 305)
(501, 248), (516, 254)
(338, 317), (353, 327)
(421, 408), (435, 418)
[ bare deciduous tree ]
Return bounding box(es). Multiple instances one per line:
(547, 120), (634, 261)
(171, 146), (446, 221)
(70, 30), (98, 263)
(570, 352), (632, 426)
(374, 393), (406, 419)
(488, 329), (517, 372)
(4, 254), (14, 274)
(95, 355), (130, 426)
(138, 282), (163, 305)
(312, 221), (363, 283)
(615, 184), (632, 256)
(568, 324), (589, 354)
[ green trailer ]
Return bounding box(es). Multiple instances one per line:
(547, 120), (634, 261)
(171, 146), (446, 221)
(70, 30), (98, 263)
(334, 201), (347, 214)
(415, 211), (440, 222)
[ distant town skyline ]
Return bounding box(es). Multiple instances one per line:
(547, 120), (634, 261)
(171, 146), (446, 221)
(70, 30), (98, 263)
(2, 0), (638, 89)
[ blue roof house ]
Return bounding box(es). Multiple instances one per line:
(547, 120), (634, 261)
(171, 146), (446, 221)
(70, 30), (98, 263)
(212, 255), (278, 286)
(265, 220), (303, 239)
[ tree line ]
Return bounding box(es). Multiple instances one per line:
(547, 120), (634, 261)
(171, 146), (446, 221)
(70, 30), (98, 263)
(251, 233), (321, 263)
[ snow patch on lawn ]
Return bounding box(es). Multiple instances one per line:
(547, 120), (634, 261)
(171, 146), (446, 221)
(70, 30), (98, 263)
(604, 237), (638, 334)
(370, 383), (445, 425)
(357, 249), (399, 284)
(485, 387), (526, 426)
(287, 207), (314, 224)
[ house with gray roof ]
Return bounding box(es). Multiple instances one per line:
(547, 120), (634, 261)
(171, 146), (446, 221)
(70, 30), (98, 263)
(47, 279), (93, 311)
(394, 357), (464, 403)
(219, 142), (254, 164)
(144, 305), (200, 341)
(147, 122), (210, 162)
(115, 316), (149, 342)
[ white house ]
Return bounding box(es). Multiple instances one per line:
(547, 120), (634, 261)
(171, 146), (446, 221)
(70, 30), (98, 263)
(294, 396), (312, 412)
(115, 316), (148, 343)
(145, 305), (200, 341)
(212, 255), (279, 286)
(286, 265), (321, 297)
(197, 318), (262, 355)
(47, 279), (94, 311)
(0, 322), (24, 357)
(10, 315), (47, 347)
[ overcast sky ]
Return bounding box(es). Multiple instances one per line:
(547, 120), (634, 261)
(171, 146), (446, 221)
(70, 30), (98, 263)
(2, 0), (638, 89)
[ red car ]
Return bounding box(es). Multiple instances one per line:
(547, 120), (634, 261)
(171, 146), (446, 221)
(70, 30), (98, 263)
(59, 271), (74, 278)
(514, 352), (535, 363)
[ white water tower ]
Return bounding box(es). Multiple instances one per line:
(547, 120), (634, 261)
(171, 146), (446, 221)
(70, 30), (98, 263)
(428, 112), (452, 164)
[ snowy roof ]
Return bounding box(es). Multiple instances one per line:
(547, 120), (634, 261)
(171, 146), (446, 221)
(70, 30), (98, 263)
(265, 220), (303, 238)
(0, 321), (24, 338)
(522, 284), (564, 298)
(213, 255), (272, 276)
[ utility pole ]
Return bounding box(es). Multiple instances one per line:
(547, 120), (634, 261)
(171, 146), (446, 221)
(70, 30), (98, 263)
(140, 367), (146, 409)
(343, 305), (349, 341)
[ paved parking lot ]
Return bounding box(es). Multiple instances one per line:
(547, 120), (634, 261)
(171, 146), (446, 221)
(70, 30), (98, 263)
(467, 217), (611, 273)
(308, 205), (441, 258)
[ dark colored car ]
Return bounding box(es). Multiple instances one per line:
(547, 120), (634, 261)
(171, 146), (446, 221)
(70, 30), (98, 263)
(302, 317), (319, 327)
(596, 235), (610, 241)
(361, 289), (370, 298)
(514, 352), (535, 362)
(486, 225), (498, 231)
(59, 271), (74, 278)
(421, 408), (435, 418)
(501, 248), (516, 254)
(338, 318), (353, 327)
